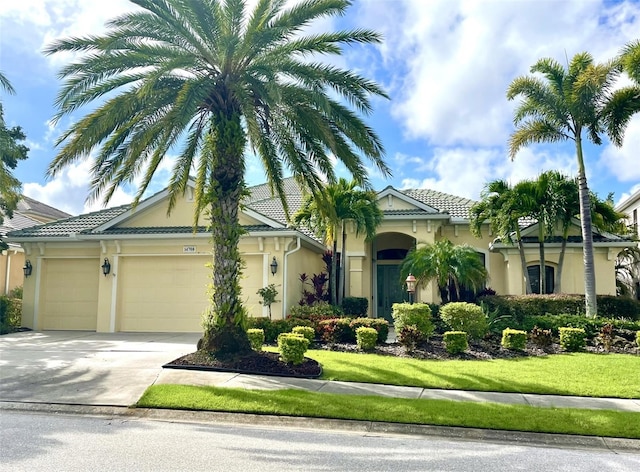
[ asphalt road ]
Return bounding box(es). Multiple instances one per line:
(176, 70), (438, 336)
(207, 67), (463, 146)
(1, 410), (639, 472)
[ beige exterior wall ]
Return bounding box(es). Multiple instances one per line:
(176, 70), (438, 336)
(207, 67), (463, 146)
(282, 242), (324, 318)
(0, 249), (25, 296)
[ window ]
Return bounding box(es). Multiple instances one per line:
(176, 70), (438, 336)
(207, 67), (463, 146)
(527, 265), (554, 294)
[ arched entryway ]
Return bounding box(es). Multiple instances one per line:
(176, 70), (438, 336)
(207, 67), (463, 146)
(373, 232), (416, 323)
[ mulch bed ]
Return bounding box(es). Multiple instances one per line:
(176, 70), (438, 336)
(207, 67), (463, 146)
(165, 334), (638, 378)
(165, 349), (323, 378)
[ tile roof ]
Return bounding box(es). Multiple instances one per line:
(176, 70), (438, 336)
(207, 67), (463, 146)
(401, 188), (477, 219)
(383, 209), (437, 216)
(93, 224), (283, 235)
(18, 196), (72, 220)
(7, 205), (130, 238)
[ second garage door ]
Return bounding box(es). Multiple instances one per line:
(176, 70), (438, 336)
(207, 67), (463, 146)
(117, 256), (211, 332)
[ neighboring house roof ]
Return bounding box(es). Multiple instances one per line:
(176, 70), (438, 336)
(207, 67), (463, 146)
(17, 196), (72, 222)
(615, 188), (640, 213)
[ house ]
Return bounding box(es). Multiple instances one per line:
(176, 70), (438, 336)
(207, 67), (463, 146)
(1, 196), (70, 296)
(8, 179), (634, 332)
(615, 188), (640, 240)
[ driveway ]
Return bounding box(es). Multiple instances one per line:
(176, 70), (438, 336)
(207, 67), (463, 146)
(0, 331), (200, 406)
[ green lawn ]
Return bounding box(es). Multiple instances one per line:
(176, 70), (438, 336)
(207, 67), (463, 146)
(137, 385), (640, 439)
(301, 350), (640, 398)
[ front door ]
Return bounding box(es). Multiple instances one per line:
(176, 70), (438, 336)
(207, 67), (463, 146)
(376, 264), (406, 324)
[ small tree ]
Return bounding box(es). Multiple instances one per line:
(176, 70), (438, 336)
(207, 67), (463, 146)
(256, 284), (279, 320)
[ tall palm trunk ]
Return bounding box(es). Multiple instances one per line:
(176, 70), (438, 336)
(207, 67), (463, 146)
(555, 225), (570, 293)
(330, 240), (338, 305)
(340, 220), (347, 304)
(576, 136), (597, 318)
(202, 111), (251, 355)
(515, 227), (532, 294)
(538, 222), (546, 294)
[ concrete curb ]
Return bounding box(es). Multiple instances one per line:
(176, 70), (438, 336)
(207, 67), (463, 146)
(2, 401), (638, 454)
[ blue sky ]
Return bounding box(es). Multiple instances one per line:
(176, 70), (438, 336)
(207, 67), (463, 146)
(1, 0), (639, 216)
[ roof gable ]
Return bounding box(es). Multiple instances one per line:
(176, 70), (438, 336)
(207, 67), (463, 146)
(377, 186), (441, 214)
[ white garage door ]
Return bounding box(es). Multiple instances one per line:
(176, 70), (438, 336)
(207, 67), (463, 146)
(40, 258), (99, 330)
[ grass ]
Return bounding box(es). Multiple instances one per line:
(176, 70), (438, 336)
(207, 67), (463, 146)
(299, 350), (640, 399)
(137, 384), (640, 439)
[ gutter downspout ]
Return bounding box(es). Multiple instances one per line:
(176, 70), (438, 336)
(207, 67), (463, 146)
(3, 250), (10, 295)
(283, 237), (301, 318)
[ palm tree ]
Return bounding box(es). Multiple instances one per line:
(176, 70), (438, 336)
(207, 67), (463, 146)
(469, 179), (533, 294)
(400, 239), (488, 304)
(45, 0), (390, 355)
(616, 246), (640, 299)
(507, 52), (640, 317)
(513, 174), (561, 294)
(294, 178), (382, 305)
(1, 72), (29, 246)
(621, 40), (640, 84)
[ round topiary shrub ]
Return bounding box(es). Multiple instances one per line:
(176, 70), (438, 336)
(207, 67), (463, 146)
(391, 303), (434, 339)
(292, 325), (315, 342)
(355, 327), (378, 351)
(277, 333), (310, 365)
(439, 302), (488, 340)
(559, 327), (586, 352)
(636, 330), (640, 347)
(246, 328), (265, 351)
(501, 328), (527, 351)
(443, 331), (468, 354)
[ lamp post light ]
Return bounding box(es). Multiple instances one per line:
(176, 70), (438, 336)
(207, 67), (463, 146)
(405, 273), (416, 304)
(270, 256), (278, 276)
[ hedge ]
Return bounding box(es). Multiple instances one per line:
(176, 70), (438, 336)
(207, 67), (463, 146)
(479, 294), (640, 320)
(0, 296), (22, 335)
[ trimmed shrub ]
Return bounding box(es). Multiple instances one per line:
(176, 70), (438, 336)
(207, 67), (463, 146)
(277, 333), (310, 365)
(289, 303), (344, 319)
(355, 327), (378, 351)
(559, 327), (586, 352)
(292, 325), (315, 342)
(636, 330), (640, 347)
(350, 317), (389, 344)
(391, 303), (434, 339)
(501, 328), (527, 351)
(246, 317), (298, 343)
(317, 318), (353, 343)
(342, 297), (368, 317)
(439, 302), (488, 340)
(529, 326), (552, 349)
(246, 328), (265, 351)
(443, 331), (468, 354)
(398, 325), (425, 352)
(0, 296), (21, 335)
(479, 294), (640, 321)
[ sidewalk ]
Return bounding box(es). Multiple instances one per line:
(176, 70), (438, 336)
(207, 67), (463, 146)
(155, 368), (640, 412)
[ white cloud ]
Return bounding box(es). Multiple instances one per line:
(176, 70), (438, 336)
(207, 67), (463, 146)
(396, 146), (577, 200)
(356, 0), (640, 148)
(601, 116), (640, 183)
(22, 159), (133, 215)
(616, 183), (640, 208)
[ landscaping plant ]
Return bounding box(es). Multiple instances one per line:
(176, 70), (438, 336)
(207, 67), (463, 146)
(443, 331), (468, 354)
(277, 333), (310, 365)
(292, 326), (315, 343)
(355, 327), (378, 351)
(398, 325), (425, 353)
(559, 327), (586, 352)
(246, 329), (265, 351)
(256, 284), (278, 320)
(391, 303), (434, 339)
(529, 326), (552, 349)
(501, 328), (527, 351)
(439, 302), (488, 340)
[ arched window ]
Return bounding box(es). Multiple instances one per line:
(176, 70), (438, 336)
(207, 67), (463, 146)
(527, 265), (554, 294)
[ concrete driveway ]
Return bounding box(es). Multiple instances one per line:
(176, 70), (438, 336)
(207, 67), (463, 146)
(0, 331), (200, 407)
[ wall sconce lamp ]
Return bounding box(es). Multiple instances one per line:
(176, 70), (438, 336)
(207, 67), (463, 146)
(270, 256), (278, 276)
(405, 273), (416, 304)
(101, 258), (111, 276)
(23, 260), (33, 278)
